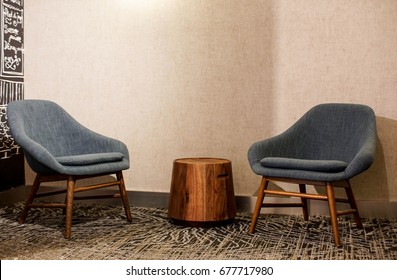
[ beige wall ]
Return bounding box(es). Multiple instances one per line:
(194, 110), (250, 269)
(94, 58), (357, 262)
(24, 1), (397, 202)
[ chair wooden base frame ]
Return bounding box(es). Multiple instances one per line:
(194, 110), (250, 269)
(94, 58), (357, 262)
(249, 176), (363, 247)
(19, 171), (132, 239)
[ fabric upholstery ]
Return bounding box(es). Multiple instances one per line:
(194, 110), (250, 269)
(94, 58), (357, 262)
(7, 100), (130, 175)
(55, 152), (124, 166)
(248, 103), (377, 181)
(260, 158), (348, 173)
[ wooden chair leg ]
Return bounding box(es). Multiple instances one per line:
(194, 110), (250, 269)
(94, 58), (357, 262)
(345, 180), (363, 228)
(64, 176), (75, 239)
(326, 182), (340, 246)
(117, 171), (132, 222)
(299, 184), (309, 221)
(249, 177), (268, 234)
(19, 174), (41, 224)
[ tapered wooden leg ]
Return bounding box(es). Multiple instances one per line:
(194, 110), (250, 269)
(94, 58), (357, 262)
(64, 176), (75, 239)
(345, 180), (363, 228)
(299, 184), (309, 221)
(326, 182), (340, 246)
(117, 171), (132, 222)
(19, 174), (41, 224)
(249, 177), (269, 234)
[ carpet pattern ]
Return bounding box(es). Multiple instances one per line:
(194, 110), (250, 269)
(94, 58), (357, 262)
(0, 203), (396, 260)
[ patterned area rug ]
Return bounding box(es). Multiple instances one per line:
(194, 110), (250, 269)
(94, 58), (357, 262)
(0, 203), (396, 260)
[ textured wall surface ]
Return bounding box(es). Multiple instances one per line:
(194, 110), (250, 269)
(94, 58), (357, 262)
(24, 1), (397, 202)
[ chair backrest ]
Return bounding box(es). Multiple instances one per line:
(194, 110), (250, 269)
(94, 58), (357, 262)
(7, 100), (90, 158)
(282, 103), (376, 163)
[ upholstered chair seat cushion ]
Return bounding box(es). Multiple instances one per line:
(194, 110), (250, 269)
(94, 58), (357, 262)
(260, 157), (348, 173)
(55, 152), (124, 166)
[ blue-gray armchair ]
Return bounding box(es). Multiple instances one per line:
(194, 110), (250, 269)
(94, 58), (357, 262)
(248, 103), (377, 246)
(7, 99), (132, 238)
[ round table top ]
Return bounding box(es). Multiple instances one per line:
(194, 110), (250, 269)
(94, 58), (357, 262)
(174, 157), (230, 165)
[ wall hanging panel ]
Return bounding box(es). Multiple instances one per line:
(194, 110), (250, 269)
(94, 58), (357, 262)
(0, 0), (24, 190)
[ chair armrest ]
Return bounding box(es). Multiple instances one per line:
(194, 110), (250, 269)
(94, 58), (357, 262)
(344, 137), (376, 178)
(248, 132), (294, 167)
(68, 126), (129, 161)
(13, 132), (66, 173)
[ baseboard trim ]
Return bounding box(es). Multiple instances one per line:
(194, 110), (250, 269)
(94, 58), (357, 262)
(1, 187), (396, 218)
(127, 191), (397, 218)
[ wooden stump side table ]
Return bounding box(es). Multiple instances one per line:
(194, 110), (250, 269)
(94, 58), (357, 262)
(168, 158), (236, 226)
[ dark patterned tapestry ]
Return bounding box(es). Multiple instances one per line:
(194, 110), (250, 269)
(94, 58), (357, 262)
(0, 0), (24, 189)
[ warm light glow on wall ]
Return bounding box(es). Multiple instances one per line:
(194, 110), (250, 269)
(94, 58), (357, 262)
(118, 0), (161, 9)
